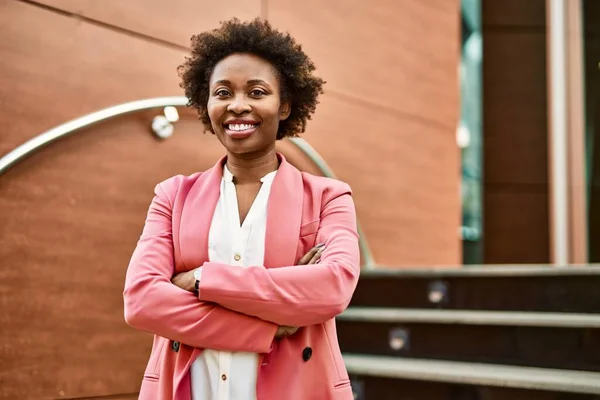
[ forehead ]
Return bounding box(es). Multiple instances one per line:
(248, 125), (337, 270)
(209, 53), (280, 86)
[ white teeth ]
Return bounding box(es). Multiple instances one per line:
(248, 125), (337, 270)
(228, 123), (256, 131)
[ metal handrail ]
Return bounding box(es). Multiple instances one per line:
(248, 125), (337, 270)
(0, 96), (375, 268)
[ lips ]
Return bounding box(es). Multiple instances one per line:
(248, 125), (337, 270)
(223, 119), (260, 139)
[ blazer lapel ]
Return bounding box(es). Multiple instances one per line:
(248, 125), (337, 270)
(174, 158), (224, 397)
(178, 156), (224, 270)
(179, 153), (304, 269)
(263, 154), (304, 268)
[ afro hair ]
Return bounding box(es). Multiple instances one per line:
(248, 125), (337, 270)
(177, 18), (325, 139)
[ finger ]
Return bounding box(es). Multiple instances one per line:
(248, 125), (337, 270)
(283, 326), (298, 335)
(281, 328), (296, 337)
(299, 244), (325, 265)
(298, 246), (320, 265)
(277, 329), (290, 337)
(308, 247), (325, 264)
(276, 326), (291, 337)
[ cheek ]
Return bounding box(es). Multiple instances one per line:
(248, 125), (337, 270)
(206, 102), (222, 126)
(264, 115), (280, 127)
(260, 103), (283, 126)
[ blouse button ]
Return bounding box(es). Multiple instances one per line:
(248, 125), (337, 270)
(221, 374), (227, 381)
(234, 254), (241, 261)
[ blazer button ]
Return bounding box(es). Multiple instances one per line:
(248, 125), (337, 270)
(302, 347), (312, 362)
(171, 341), (180, 352)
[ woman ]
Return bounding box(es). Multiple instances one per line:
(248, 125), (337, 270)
(124, 18), (360, 400)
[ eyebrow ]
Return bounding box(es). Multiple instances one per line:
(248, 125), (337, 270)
(213, 80), (231, 86)
(247, 79), (269, 86)
(211, 79), (270, 87)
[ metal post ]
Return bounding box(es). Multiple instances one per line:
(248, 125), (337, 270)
(547, 0), (569, 265)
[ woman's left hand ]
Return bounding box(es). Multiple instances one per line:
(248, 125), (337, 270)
(171, 270), (196, 292)
(297, 244), (325, 265)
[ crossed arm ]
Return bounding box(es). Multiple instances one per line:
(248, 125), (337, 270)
(124, 181), (360, 351)
(123, 183), (277, 353)
(193, 192), (361, 327)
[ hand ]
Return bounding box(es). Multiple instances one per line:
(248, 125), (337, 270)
(297, 243), (325, 266)
(275, 325), (299, 338)
(171, 270), (196, 292)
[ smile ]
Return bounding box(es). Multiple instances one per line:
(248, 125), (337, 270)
(224, 122), (260, 139)
(227, 123), (258, 131)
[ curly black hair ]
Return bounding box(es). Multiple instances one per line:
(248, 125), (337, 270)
(177, 18), (325, 139)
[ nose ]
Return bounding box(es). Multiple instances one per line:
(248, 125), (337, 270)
(227, 95), (251, 114)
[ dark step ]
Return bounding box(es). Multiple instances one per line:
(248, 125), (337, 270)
(343, 354), (600, 399)
(351, 266), (600, 313)
(337, 308), (600, 371)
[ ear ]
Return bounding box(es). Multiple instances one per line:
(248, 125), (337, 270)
(279, 102), (291, 121)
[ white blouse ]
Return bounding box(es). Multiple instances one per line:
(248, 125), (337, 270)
(190, 165), (277, 400)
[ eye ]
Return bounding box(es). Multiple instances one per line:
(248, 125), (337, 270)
(249, 89), (266, 97)
(215, 88), (230, 97)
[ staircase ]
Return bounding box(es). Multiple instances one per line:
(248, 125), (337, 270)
(337, 266), (600, 399)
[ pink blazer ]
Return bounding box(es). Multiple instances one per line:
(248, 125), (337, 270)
(123, 154), (360, 400)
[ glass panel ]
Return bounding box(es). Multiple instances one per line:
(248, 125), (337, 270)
(460, 0), (483, 264)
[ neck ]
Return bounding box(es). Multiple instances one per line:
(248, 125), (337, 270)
(225, 147), (279, 184)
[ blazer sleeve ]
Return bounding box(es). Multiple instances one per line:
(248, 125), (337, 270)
(123, 179), (277, 353)
(197, 186), (360, 327)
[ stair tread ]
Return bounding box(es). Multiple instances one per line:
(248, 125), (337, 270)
(343, 354), (600, 394)
(339, 307), (600, 327)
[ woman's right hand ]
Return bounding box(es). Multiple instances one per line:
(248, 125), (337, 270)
(274, 244), (326, 338)
(275, 325), (299, 338)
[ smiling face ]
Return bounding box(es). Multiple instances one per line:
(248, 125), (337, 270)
(207, 53), (290, 156)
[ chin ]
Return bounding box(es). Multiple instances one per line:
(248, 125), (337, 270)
(218, 131), (274, 155)
(222, 139), (261, 156)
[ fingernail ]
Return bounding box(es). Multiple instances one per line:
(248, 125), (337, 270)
(316, 243), (325, 248)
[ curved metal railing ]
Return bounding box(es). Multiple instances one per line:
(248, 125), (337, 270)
(0, 96), (375, 268)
